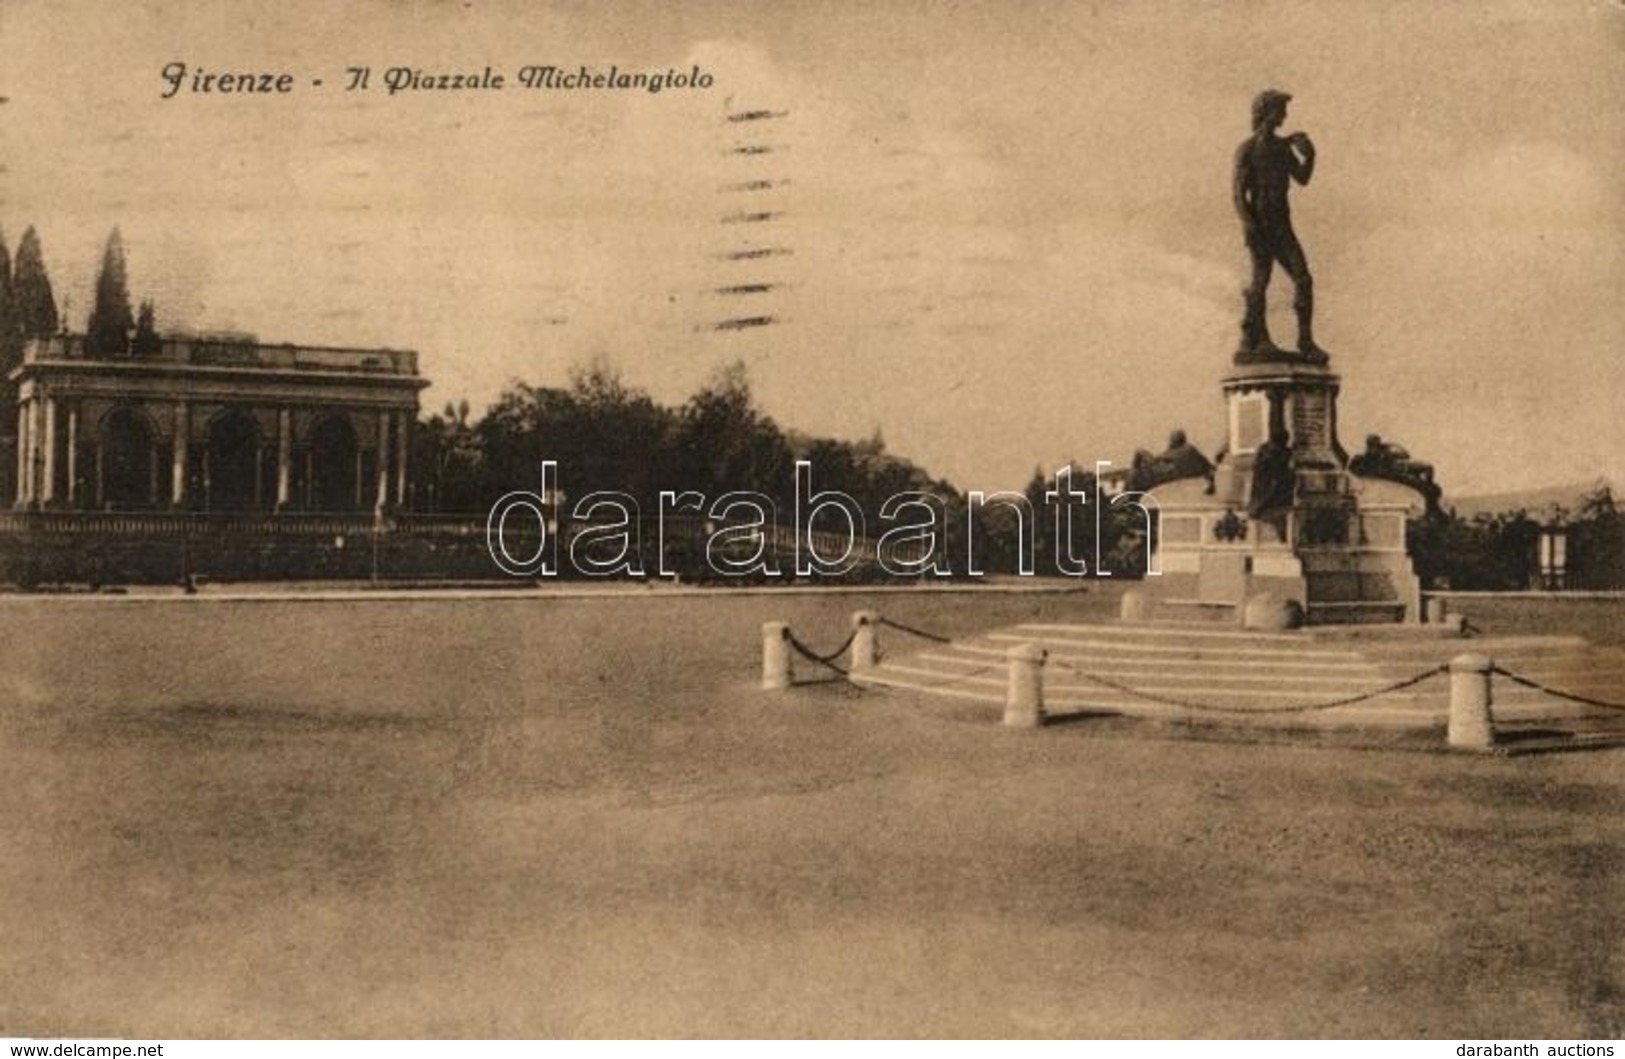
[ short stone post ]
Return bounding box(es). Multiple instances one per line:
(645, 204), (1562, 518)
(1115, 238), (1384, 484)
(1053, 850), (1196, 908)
(850, 610), (879, 672)
(1004, 643), (1047, 728)
(1425, 596), (1448, 625)
(762, 621), (792, 691)
(1448, 653), (1494, 750)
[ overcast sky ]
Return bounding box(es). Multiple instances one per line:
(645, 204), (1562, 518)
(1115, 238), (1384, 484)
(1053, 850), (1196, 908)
(2, 0), (1619, 498)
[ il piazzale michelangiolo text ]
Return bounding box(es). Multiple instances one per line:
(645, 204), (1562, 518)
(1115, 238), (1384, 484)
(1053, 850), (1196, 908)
(159, 62), (715, 99)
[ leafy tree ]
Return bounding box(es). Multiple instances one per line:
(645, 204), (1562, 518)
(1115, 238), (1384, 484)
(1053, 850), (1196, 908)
(966, 462), (1145, 578)
(412, 399), (484, 513)
(410, 357), (973, 582)
(471, 361), (679, 511)
(672, 360), (793, 507)
(1406, 512), (1453, 589)
(1411, 488), (1625, 590)
(473, 386), (549, 507)
(86, 228), (133, 358)
(554, 359), (676, 504)
(1568, 487), (1624, 589)
(1411, 509), (1540, 590)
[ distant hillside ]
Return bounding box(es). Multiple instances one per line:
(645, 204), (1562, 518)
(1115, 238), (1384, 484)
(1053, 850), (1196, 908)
(1446, 477), (1615, 520)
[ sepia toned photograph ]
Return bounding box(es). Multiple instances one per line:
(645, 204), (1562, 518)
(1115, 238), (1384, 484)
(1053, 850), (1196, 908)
(0, 0), (1621, 1042)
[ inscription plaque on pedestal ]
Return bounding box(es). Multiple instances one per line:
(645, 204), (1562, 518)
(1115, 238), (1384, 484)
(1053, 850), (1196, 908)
(1231, 392), (1267, 454)
(1292, 389), (1331, 452)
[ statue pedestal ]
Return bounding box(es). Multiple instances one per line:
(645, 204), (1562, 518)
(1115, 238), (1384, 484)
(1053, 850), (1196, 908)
(1143, 355), (1426, 625)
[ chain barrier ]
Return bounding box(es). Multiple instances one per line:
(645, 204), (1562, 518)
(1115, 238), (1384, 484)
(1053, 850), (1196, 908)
(787, 629), (856, 678)
(1046, 658), (1450, 716)
(800, 629), (858, 665)
(840, 614), (1461, 716)
(1489, 665), (1625, 713)
(877, 616), (953, 645)
(782, 617), (997, 691)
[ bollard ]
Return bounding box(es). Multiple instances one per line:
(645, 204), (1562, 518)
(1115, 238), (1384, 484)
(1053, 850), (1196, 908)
(762, 621), (792, 691)
(1426, 596), (1448, 625)
(1004, 643), (1047, 728)
(1448, 653), (1494, 750)
(850, 610), (879, 672)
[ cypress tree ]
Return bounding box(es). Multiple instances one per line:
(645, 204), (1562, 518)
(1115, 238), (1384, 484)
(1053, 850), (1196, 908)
(132, 299), (161, 357)
(0, 231), (15, 369)
(86, 227), (133, 358)
(11, 226), (57, 343)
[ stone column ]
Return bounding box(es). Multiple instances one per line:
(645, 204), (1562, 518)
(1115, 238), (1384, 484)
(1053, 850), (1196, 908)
(13, 397), (29, 508)
(40, 397), (57, 505)
(21, 398), (37, 506)
(375, 410), (391, 511)
(253, 439), (264, 509)
(66, 406), (79, 506)
(394, 412), (409, 512)
(275, 408), (292, 511)
(171, 401), (190, 508)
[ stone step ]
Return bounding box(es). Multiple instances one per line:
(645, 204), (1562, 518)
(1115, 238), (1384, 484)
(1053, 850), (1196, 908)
(922, 645), (1392, 683)
(1305, 601), (1405, 625)
(974, 635), (1380, 664)
(1362, 638), (1591, 658)
(861, 661), (1621, 722)
(988, 631), (1367, 662)
(1138, 599), (1245, 626)
(1000, 622), (1594, 656)
(850, 619), (1625, 734)
(866, 654), (1443, 702)
(857, 663), (1441, 725)
(1010, 621), (1315, 644)
(859, 657), (1625, 727)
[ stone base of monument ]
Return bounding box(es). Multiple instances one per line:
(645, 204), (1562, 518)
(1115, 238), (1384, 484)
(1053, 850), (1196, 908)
(1130, 356), (1427, 627)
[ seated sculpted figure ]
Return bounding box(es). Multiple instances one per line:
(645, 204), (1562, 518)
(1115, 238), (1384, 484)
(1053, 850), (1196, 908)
(1247, 428), (1295, 520)
(1125, 429), (1214, 492)
(1349, 434), (1440, 509)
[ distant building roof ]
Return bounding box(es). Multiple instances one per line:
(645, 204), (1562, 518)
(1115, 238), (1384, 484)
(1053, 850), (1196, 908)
(15, 333), (423, 381)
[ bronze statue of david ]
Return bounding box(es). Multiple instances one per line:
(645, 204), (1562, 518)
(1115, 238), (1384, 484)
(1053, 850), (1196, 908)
(1234, 89), (1327, 362)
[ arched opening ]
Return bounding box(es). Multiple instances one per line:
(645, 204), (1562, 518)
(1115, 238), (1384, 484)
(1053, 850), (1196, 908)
(99, 407), (158, 509)
(308, 415), (358, 511)
(206, 409), (262, 511)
